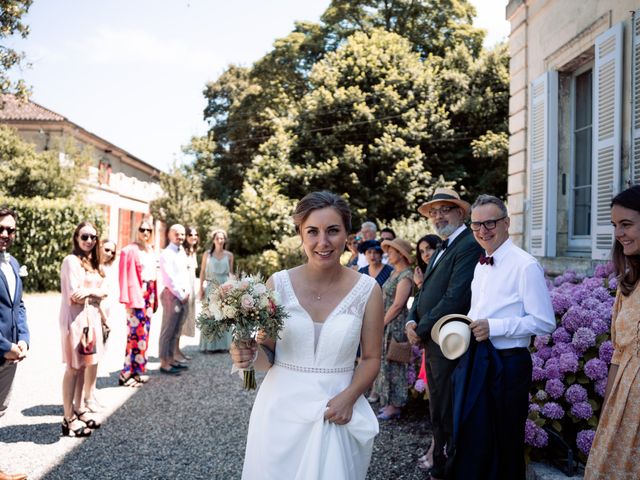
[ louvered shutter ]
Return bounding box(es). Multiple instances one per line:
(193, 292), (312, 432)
(528, 71), (558, 257)
(591, 23), (623, 260)
(632, 12), (640, 185)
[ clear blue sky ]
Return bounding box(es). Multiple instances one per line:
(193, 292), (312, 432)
(8, 0), (509, 172)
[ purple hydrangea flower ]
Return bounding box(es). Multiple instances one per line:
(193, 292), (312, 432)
(580, 297), (601, 311)
(572, 327), (596, 353)
(414, 378), (426, 393)
(593, 286), (613, 303)
(584, 358), (608, 381)
(534, 335), (551, 350)
(552, 327), (572, 344)
(529, 403), (541, 413)
(535, 390), (548, 401)
(565, 384), (588, 404)
(570, 284), (592, 304)
(570, 401), (593, 420)
(558, 352), (579, 374)
(562, 306), (585, 333)
(594, 264), (608, 278)
(536, 346), (553, 362)
(407, 367), (416, 385)
(591, 319), (609, 336)
(609, 277), (618, 291)
(551, 293), (573, 316)
(576, 429), (596, 455)
(599, 341), (614, 364)
(544, 357), (563, 380)
(525, 419), (549, 448)
(532, 366), (546, 382)
(582, 277), (603, 291)
(542, 401), (565, 420)
(545, 379), (565, 399)
(532, 354), (544, 369)
(594, 378), (608, 397)
(552, 342), (574, 358)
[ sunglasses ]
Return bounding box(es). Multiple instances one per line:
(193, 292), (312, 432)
(80, 234), (97, 242)
(0, 226), (16, 235)
(139, 228), (152, 233)
(103, 248), (114, 254)
(188, 233), (198, 237)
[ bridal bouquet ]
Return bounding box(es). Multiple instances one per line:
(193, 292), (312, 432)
(197, 274), (288, 389)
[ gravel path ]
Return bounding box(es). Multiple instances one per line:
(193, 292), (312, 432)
(1, 294), (433, 480)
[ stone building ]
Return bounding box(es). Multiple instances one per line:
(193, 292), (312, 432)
(506, 0), (639, 273)
(0, 94), (164, 248)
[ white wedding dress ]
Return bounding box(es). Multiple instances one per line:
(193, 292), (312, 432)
(242, 270), (379, 480)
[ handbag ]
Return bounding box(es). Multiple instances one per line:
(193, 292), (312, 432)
(386, 338), (412, 363)
(78, 299), (97, 355)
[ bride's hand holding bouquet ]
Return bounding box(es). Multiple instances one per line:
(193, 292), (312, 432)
(198, 274), (287, 389)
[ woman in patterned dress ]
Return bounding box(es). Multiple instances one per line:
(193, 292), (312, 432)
(118, 220), (158, 386)
(585, 185), (640, 479)
(375, 238), (414, 420)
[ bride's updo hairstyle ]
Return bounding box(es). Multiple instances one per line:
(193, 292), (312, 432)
(292, 191), (352, 234)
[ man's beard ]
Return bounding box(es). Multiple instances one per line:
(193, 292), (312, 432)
(435, 222), (459, 239)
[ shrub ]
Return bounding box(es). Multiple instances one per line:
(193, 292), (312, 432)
(0, 195), (104, 292)
(526, 263), (616, 462)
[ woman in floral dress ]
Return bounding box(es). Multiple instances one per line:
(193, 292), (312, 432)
(585, 185), (640, 479)
(375, 238), (414, 420)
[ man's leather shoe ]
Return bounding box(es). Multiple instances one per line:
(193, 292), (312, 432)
(0, 469), (28, 480)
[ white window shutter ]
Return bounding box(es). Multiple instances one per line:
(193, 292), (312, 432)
(528, 71), (558, 257)
(632, 11), (640, 185)
(592, 23), (623, 260)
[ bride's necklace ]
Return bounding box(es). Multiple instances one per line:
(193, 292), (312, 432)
(309, 269), (341, 301)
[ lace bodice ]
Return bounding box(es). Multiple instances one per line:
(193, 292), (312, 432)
(272, 270), (376, 370)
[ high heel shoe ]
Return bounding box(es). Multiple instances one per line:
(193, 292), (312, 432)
(75, 410), (101, 429)
(62, 416), (92, 437)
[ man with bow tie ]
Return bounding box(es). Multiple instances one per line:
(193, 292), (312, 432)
(467, 195), (555, 479)
(0, 206), (29, 480)
(405, 188), (482, 480)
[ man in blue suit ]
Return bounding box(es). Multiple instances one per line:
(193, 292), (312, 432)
(0, 206), (29, 480)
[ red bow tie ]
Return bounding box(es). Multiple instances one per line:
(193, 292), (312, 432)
(479, 254), (494, 266)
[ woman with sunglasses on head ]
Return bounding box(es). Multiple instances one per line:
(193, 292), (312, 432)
(175, 226), (199, 363)
(58, 222), (107, 436)
(118, 220), (158, 386)
(199, 228), (234, 352)
(82, 239), (118, 412)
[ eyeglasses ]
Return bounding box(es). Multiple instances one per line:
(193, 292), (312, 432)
(80, 234), (97, 242)
(469, 216), (507, 231)
(138, 228), (152, 233)
(427, 205), (458, 218)
(103, 248), (114, 254)
(0, 226), (16, 235)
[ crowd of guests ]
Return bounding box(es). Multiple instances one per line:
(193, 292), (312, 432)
(1, 183), (639, 479)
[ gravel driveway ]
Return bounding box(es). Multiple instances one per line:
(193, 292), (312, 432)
(0, 293), (432, 480)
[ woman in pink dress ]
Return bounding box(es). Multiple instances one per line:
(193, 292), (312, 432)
(59, 222), (107, 437)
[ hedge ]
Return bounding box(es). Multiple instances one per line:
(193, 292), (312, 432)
(0, 196), (105, 292)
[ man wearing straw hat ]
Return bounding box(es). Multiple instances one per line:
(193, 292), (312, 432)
(465, 195), (554, 479)
(405, 187), (482, 480)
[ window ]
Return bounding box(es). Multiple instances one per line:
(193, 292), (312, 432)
(568, 66), (593, 250)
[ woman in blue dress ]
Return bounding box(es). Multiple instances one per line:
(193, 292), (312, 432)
(358, 240), (393, 286)
(198, 229), (234, 352)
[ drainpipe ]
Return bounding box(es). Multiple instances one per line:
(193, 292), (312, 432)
(630, 10), (636, 187)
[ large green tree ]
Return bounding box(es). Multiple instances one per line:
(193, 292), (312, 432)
(0, 0), (33, 97)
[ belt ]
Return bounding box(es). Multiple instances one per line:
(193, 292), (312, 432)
(497, 347), (528, 358)
(274, 360), (353, 374)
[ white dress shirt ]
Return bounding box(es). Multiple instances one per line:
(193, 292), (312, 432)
(468, 238), (555, 350)
(159, 244), (190, 301)
(432, 224), (467, 266)
(0, 253), (16, 302)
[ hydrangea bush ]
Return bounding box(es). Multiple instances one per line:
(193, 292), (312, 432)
(526, 263), (617, 461)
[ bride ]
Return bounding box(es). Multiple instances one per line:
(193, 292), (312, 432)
(231, 191), (384, 480)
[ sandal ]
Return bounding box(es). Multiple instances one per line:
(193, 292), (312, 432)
(119, 374), (142, 387)
(62, 416), (92, 437)
(133, 374), (150, 384)
(75, 410), (101, 429)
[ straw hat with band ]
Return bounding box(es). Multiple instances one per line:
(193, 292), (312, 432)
(381, 238), (414, 264)
(418, 187), (471, 218)
(431, 313), (473, 360)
